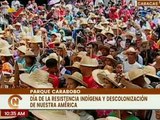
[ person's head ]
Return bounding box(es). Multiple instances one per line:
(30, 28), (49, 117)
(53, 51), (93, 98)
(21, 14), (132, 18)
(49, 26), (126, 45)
(109, 46), (118, 57)
(46, 58), (58, 74)
(99, 45), (110, 56)
(25, 56), (36, 66)
(126, 47), (137, 64)
(115, 62), (123, 74)
(106, 33), (114, 40)
(0, 56), (12, 63)
(30, 43), (40, 50)
(17, 50), (25, 57)
(15, 25), (21, 31)
(66, 78), (81, 88)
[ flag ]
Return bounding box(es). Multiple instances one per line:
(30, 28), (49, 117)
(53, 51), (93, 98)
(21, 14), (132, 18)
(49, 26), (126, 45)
(12, 7), (24, 18)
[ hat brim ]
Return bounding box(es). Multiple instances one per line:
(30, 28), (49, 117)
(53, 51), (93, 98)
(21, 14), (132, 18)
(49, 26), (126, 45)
(92, 69), (110, 86)
(98, 73), (120, 87)
(0, 53), (13, 56)
(20, 73), (53, 88)
(64, 74), (87, 87)
(80, 63), (98, 67)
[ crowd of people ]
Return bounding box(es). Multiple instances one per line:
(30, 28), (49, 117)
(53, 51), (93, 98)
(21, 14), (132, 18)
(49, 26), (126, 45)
(0, 0), (160, 119)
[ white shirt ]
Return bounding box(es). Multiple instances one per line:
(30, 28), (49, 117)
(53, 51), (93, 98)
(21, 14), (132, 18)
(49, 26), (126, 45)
(123, 61), (142, 72)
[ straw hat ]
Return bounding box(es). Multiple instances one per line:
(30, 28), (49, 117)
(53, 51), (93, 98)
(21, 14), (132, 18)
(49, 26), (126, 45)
(65, 62), (80, 72)
(64, 72), (87, 87)
(126, 69), (144, 81)
(143, 66), (160, 79)
(17, 45), (27, 54)
(88, 19), (94, 24)
(14, 22), (21, 27)
(0, 48), (13, 56)
(125, 47), (137, 54)
(94, 24), (104, 30)
(52, 36), (61, 44)
(92, 69), (110, 86)
(6, 25), (15, 30)
(20, 70), (53, 88)
(0, 39), (12, 49)
(58, 43), (67, 51)
(24, 50), (36, 57)
(77, 51), (87, 58)
(97, 30), (108, 37)
(106, 28), (114, 36)
(105, 55), (117, 64)
(89, 13), (98, 18)
(80, 56), (98, 67)
(42, 53), (63, 63)
(80, 19), (88, 26)
(30, 110), (80, 120)
(77, 43), (84, 48)
(29, 35), (42, 43)
(123, 32), (136, 39)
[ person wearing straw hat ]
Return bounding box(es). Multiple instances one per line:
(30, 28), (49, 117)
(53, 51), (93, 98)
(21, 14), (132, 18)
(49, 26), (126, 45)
(123, 47), (142, 72)
(23, 50), (38, 73)
(103, 28), (116, 46)
(0, 48), (14, 75)
(0, 39), (12, 49)
(96, 116), (121, 120)
(13, 22), (23, 41)
(126, 68), (150, 88)
(64, 72), (87, 88)
(143, 66), (160, 88)
(65, 62), (81, 74)
(29, 35), (43, 67)
(104, 55), (117, 70)
(80, 56), (101, 88)
(16, 45), (27, 65)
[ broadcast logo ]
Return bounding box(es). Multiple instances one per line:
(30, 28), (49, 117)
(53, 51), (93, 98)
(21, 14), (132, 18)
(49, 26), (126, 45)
(8, 95), (22, 109)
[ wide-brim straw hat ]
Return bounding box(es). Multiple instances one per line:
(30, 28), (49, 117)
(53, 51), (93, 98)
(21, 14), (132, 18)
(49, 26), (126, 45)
(98, 72), (120, 87)
(92, 69), (110, 86)
(52, 36), (61, 44)
(30, 110), (80, 120)
(94, 24), (104, 30)
(0, 48), (13, 56)
(105, 55), (117, 64)
(80, 56), (99, 67)
(65, 62), (80, 71)
(28, 35), (42, 43)
(77, 43), (85, 48)
(97, 30), (108, 38)
(123, 32), (136, 39)
(42, 53), (63, 63)
(58, 43), (67, 51)
(0, 39), (12, 49)
(143, 66), (160, 79)
(14, 22), (21, 27)
(24, 50), (36, 57)
(20, 70), (53, 88)
(125, 69), (144, 81)
(6, 25), (15, 30)
(64, 72), (87, 87)
(17, 45), (27, 54)
(80, 19), (88, 26)
(105, 28), (114, 36)
(0, 111), (16, 119)
(125, 47), (137, 54)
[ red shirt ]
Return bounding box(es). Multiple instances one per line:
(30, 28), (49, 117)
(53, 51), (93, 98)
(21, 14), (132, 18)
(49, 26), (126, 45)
(49, 74), (60, 88)
(42, 66), (60, 88)
(83, 76), (101, 88)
